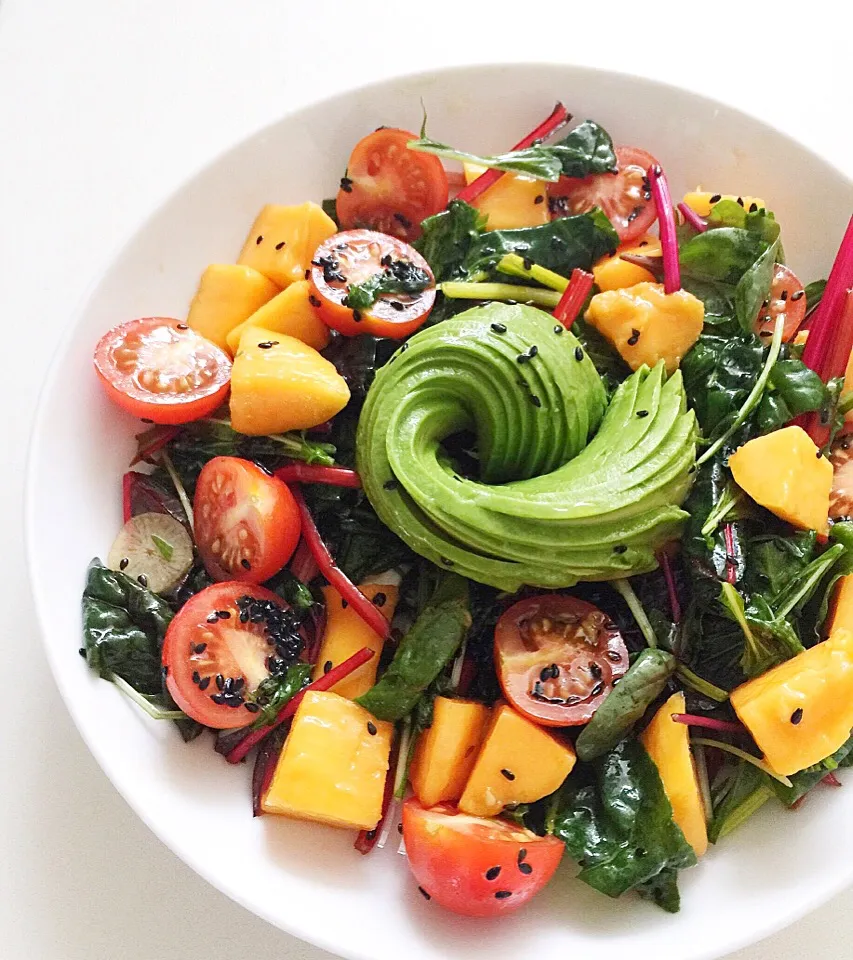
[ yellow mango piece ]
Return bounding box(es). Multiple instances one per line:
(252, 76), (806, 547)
(312, 581), (400, 699)
(731, 629), (853, 776)
(458, 705), (576, 818)
(592, 235), (662, 291)
(186, 264), (279, 351)
(584, 281), (705, 374)
(262, 690), (392, 830)
(410, 697), (491, 808)
(728, 426), (832, 533)
(226, 280), (330, 356)
(682, 191), (767, 218)
(237, 202), (337, 287)
(463, 162), (549, 231)
(230, 327), (350, 435)
(641, 692), (708, 857)
(828, 575), (853, 637)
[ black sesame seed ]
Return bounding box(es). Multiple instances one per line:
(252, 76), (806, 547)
(245, 701), (260, 713)
(490, 322), (507, 333)
(352, 309), (362, 322)
(791, 708), (804, 724)
(383, 479), (399, 491)
(636, 410), (649, 418)
(613, 544), (628, 554)
(418, 886), (431, 901)
(373, 592), (387, 607)
(590, 662), (603, 680)
(210, 693), (227, 705)
(367, 721), (378, 736)
(275, 241), (286, 250)
(518, 848), (527, 863)
(781, 290), (789, 301)
(257, 341), (278, 349)
(554, 325), (564, 335)
(575, 346), (584, 361)
(749, 202), (758, 213)
(627, 329), (641, 346)
(217, 610), (231, 620)
(341, 599), (348, 608)
(78, 647), (86, 658)
(394, 212), (413, 228)
(192, 670), (201, 684)
(137, 574), (148, 587)
(390, 301), (405, 311)
(340, 176), (353, 193)
(522, 257), (534, 271)
(759, 330), (772, 338)
(304, 269), (311, 280)
(529, 345), (539, 357)
(518, 862), (533, 875)
(710, 194), (722, 203)
(176, 323), (188, 330)
(495, 890), (512, 900)
(791, 290), (805, 301)
(517, 353), (529, 364)
(233, 677), (245, 692)
(207, 612), (218, 623)
(255, 235), (263, 244)
(736, 197), (745, 207)
(198, 676), (210, 691)
(241, 559), (251, 570)
(485, 866), (501, 880)
(119, 557), (129, 570)
(194, 643), (207, 654)
(323, 660), (333, 674)
(380, 254), (393, 267)
(309, 294), (322, 307)
(216, 674), (225, 690)
(591, 681), (605, 696)
(500, 768), (516, 781)
(534, 194), (545, 204)
(440, 557), (454, 567)
(530, 395), (541, 408)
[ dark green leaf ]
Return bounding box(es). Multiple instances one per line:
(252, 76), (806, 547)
(344, 259), (432, 311)
(680, 228), (767, 286)
(768, 360), (827, 417)
(249, 662), (312, 727)
(735, 240), (778, 333)
(321, 196), (339, 227)
(805, 278), (827, 314)
(708, 762), (772, 842)
(771, 736), (853, 806)
(549, 119), (617, 178)
(707, 200), (781, 246)
(416, 200), (488, 282)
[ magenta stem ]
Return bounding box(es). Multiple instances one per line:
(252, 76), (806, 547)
(672, 713), (746, 736)
(648, 164), (680, 294)
(677, 202), (707, 233)
(658, 551), (681, 624)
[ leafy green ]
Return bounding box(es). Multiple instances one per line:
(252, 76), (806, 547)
(680, 228), (767, 286)
(805, 278), (827, 314)
(263, 567), (316, 613)
(708, 762), (774, 842)
(248, 662), (311, 727)
(771, 736), (853, 806)
(151, 534), (174, 562)
(357, 573), (471, 721)
(719, 583), (804, 677)
(549, 119), (618, 178)
(706, 200), (781, 246)
(416, 200), (488, 282)
(549, 739), (697, 912)
(574, 649), (676, 761)
(321, 196), (339, 227)
(344, 258), (432, 311)
(734, 239), (778, 333)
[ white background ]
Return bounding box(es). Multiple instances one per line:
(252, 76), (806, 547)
(3, 1), (853, 957)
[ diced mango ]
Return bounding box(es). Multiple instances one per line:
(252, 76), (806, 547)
(237, 202), (337, 287)
(410, 697), (491, 808)
(458, 705), (576, 818)
(463, 162), (550, 231)
(592, 235), (662, 291)
(641, 692), (708, 857)
(584, 281), (704, 374)
(186, 264), (279, 351)
(262, 690), (392, 830)
(312, 581), (399, 699)
(828, 575), (853, 637)
(225, 280), (330, 356)
(728, 426), (832, 533)
(731, 629), (853, 776)
(230, 326), (350, 435)
(682, 191), (767, 218)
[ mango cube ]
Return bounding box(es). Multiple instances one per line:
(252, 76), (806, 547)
(237, 202), (337, 287)
(729, 426), (832, 533)
(458, 705), (576, 818)
(592, 235), (661, 291)
(230, 327), (350, 435)
(186, 264), (279, 351)
(225, 280), (330, 356)
(463, 163), (550, 231)
(584, 282), (704, 374)
(262, 690), (392, 830)
(731, 629), (853, 776)
(641, 692), (708, 857)
(682, 190), (766, 218)
(410, 697), (491, 807)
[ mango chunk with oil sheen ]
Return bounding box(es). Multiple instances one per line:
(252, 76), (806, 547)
(463, 162), (550, 230)
(225, 280), (330, 356)
(731, 629), (853, 776)
(584, 282), (704, 374)
(592, 235), (662, 291)
(187, 264), (279, 352)
(262, 690), (392, 830)
(728, 426), (832, 533)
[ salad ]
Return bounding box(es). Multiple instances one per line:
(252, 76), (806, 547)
(81, 101), (853, 919)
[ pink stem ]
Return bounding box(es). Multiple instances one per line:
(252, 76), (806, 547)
(659, 551), (681, 623)
(647, 164), (680, 294)
(677, 202), (707, 233)
(724, 524), (737, 585)
(274, 464), (361, 488)
(823, 771), (843, 787)
(672, 714), (747, 735)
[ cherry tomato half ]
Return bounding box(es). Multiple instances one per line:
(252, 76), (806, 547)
(162, 582), (302, 729)
(402, 799), (564, 917)
(94, 317), (231, 424)
(754, 263), (807, 343)
(495, 594), (629, 727)
(194, 457), (300, 584)
(309, 229), (436, 339)
(548, 146), (659, 244)
(336, 128), (448, 242)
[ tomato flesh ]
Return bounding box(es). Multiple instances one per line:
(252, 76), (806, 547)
(402, 799), (564, 917)
(548, 146), (659, 244)
(309, 229), (435, 339)
(94, 317), (231, 424)
(754, 263), (807, 343)
(495, 595), (629, 727)
(336, 128), (448, 242)
(162, 582), (302, 729)
(194, 457), (300, 584)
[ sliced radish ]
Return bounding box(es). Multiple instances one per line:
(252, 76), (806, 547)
(107, 511), (193, 593)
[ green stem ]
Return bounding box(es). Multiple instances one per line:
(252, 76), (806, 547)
(696, 314), (785, 467)
(676, 664), (729, 703)
(108, 672), (187, 721)
(439, 281), (561, 308)
(613, 578), (657, 649)
(838, 392), (853, 417)
(496, 254), (570, 292)
(714, 784), (774, 841)
(693, 742), (714, 824)
(393, 718), (413, 801)
(159, 449), (194, 531)
(700, 483), (741, 538)
(691, 736), (792, 787)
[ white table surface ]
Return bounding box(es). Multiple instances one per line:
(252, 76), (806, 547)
(4, 1), (853, 957)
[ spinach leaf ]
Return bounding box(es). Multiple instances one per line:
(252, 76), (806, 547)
(81, 559), (173, 694)
(805, 278), (827, 315)
(549, 739), (696, 912)
(734, 240), (778, 333)
(416, 200), (488, 282)
(249, 662), (312, 727)
(357, 573), (471, 722)
(680, 228), (767, 286)
(748, 531), (818, 598)
(707, 200), (781, 246)
(708, 762), (774, 842)
(771, 736), (853, 807)
(321, 196), (339, 227)
(344, 258), (432, 311)
(549, 119), (618, 178)
(768, 360), (827, 417)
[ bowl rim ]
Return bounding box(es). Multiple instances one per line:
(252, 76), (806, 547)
(24, 59), (853, 960)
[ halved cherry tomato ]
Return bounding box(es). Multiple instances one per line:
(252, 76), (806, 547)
(402, 799), (564, 917)
(754, 263), (807, 342)
(548, 146), (659, 244)
(162, 582), (302, 729)
(336, 128), (448, 242)
(494, 594), (629, 727)
(94, 317), (231, 424)
(309, 230), (435, 339)
(194, 457), (300, 584)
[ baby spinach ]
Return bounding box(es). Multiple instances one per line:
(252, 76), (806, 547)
(680, 228), (767, 287)
(549, 739), (696, 912)
(416, 200), (488, 282)
(734, 239), (778, 333)
(805, 278), (827, 314)
(344, 258), (432, 311)
(706, 200), (781, 246)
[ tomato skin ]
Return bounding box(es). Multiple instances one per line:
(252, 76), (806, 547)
(548, 146), (659, 244)
(309, 230), (435, 339)
(162, 582), (296, 729)
(194, 457), (300, 584)
(495, 594), (629, 727)
(94, 317), (231, 424)
(402, 799), (564, 917)
(336, 128), (448, 242)
(754, 263), (807, 342)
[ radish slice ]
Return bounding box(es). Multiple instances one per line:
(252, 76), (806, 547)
(107, 512), (193, 593)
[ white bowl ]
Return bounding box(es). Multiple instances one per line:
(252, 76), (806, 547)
(25, 63), (853, 960)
